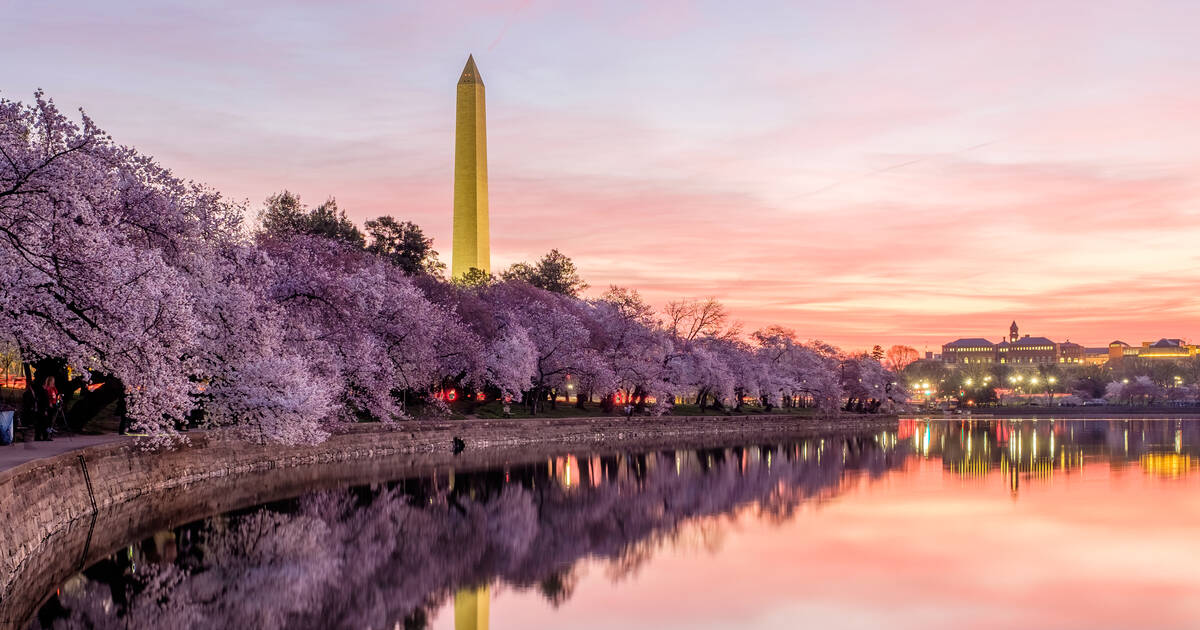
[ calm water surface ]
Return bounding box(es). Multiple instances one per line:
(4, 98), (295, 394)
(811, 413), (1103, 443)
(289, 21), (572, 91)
(31, 418), (1200, 629)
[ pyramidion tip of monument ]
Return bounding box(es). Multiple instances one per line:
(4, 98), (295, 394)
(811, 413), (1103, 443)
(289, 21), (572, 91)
(459, 54), (483, 85)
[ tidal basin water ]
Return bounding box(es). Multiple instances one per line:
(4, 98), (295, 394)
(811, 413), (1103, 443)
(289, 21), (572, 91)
(30, 418), (1200, 629)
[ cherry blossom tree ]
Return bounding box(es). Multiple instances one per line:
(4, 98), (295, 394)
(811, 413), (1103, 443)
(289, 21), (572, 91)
(482, 282), (598, 413)
(0, 92), (217, 435)
(1, 90), (897, 441)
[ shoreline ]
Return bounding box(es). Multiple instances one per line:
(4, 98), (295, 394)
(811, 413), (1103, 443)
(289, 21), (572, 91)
(0, 413), (894, 629)
(913, 406), (1200, 420)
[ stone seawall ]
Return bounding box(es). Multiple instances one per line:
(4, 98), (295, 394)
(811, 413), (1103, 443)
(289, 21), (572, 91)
(0, 414), (895, 628)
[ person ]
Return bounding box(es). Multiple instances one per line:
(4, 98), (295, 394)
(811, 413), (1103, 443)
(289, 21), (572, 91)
(34, 376), (58, 442)
(624, 403), (633, 419)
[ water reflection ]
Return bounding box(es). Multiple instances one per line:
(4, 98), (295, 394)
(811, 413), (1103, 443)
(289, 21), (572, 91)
(31, 435), (904, 630)
(29, 419), (1200, 629)
(902, 418), (1200, 492)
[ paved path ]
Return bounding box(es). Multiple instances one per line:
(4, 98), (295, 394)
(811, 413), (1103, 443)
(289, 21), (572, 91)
(0, 433), (127, 472)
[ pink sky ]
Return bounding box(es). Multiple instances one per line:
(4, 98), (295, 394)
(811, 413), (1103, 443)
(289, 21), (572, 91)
(5, 1), (1200, 350)
(437, 458), (1200, 629)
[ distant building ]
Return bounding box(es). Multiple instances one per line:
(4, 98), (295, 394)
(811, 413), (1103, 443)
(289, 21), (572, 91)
(1108, 341), (1137, 363)
(1139, 338), (1199, 359)
(1110, 338), (1200, 364)
(941, 322), (1087, 366)
(999, 336), (1058, 365)
(941, 338), (996, 365)
(940, 323), (1196, 368)
(1083, 347), (1110, 365)
(1058, 341), (1086, 364)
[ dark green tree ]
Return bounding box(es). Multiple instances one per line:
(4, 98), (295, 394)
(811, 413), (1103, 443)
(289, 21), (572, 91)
(901, 359), (953, 398)
(451, 267), (494, 288)
(259, 191), (364, 247)
(364, 215), (444, 275)
(502, 249), (588, 296)
(1067, 363), (1109, 399)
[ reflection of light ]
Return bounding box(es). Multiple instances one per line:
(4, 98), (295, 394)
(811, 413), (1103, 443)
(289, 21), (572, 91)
(1176, 430), (1183, 454)
(1141, 453), (1194, 478)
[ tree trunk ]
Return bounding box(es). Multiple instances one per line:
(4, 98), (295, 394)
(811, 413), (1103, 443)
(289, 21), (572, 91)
(66, 378), (124, 431)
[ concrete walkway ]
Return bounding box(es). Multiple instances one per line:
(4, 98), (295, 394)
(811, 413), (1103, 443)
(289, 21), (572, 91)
(0, 433), (127, 472)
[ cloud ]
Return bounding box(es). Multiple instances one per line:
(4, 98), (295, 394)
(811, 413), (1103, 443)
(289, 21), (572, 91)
(6, 0), (1200, 349)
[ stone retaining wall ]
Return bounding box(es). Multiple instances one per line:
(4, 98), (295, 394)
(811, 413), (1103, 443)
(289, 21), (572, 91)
(0, 414), (894, 628)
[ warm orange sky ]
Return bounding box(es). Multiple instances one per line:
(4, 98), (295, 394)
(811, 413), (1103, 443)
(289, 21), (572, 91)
(6, 1), (1199, 350)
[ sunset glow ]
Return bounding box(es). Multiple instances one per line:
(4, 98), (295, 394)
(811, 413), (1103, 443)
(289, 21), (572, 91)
(6, 1), (1199, 348)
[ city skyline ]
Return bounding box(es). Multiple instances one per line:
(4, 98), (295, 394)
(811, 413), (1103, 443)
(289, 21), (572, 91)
(6, 1), (1199, 349)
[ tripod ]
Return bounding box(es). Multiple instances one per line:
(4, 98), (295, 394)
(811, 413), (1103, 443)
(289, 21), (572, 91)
(49, 403), (70, 435)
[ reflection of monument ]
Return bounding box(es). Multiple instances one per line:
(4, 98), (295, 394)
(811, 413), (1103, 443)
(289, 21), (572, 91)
(452, 55), (490, 277)
(454, 585), (490, 630)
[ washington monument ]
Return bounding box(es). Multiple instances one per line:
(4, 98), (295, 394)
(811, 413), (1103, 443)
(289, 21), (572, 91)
(452, 55), (490, 277)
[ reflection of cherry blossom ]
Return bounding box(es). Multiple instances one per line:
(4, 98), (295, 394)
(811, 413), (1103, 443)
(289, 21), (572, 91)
(38, 436), (907, 629)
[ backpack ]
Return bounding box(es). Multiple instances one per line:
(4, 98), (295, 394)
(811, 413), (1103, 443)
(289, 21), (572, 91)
(0, 411), (13, 446)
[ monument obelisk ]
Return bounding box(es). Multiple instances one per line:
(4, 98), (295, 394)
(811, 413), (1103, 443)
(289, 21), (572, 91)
(452, 55), (490, 277)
